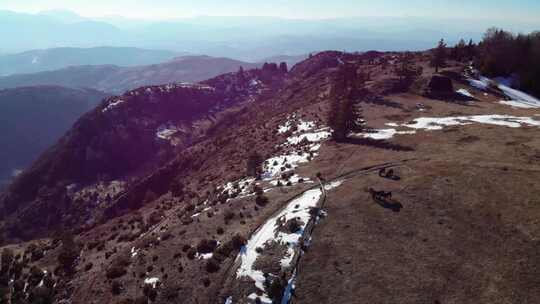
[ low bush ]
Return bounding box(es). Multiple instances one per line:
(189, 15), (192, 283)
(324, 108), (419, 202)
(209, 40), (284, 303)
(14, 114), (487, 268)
(255, 195), (269, 206)
(111, 280), (123, 295)
(106, 254), (131, 279)
(205, 258), (220, 273)
(187, 248), (197, 260)
(196, 239), (218, 254)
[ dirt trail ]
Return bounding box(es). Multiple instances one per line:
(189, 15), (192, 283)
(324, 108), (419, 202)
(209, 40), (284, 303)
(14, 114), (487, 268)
(221, 158), (416, 303)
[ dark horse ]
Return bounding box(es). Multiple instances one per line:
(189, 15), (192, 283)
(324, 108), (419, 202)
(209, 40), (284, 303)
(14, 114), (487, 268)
(378, 168), (401, 181)
(368, 188), (403, 212)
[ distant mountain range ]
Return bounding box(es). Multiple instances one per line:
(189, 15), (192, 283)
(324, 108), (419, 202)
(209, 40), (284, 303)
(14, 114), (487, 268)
(0, 10), (496, 61)
(0, 86), (108, 188)
(0, 47), (181, 76)
(0, 55), (263, 94)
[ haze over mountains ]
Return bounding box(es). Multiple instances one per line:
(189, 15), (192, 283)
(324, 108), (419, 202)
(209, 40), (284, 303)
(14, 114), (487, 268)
(0, 47), (181, 76)
(0, 55), (263, 94)
(0, 9), (503, 62)
(0, 86), (108, 189)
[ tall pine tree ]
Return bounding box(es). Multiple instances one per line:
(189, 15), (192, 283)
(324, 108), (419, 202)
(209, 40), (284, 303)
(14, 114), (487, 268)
(327, 64), (365, 142)
(431, 39), (447, 73)
(394, 52), (423, 90)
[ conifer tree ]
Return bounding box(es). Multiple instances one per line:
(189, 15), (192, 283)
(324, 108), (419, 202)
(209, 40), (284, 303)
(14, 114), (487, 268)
(237, 66), (246, 83)
(279, 62), (288, 73)
(431, 39), (447, 73)
(466, 39), (476, 60)
(452, 39), (467, 61)
(246, 152), (263, 177)
(57, 232), (79, 276)
(327, 64), (365, 142)
(394, 52), (423, 89)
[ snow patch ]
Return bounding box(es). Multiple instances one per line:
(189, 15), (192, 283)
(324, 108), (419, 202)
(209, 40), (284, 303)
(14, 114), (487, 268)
(156, 124), (179, 143)
(457, 88), (474, 98)
(236, 180), (343, 301)
(468, 74), (540, 108)
(362, 129), (416, 140)
(406, 115), (540, 129)
(102, 98), (126, 113)
(236, 189), (323, 294)
(263, 153), (311, 180)
(468, 76), (491, 90)
(11, 169), (23, 177)
(196, 252), (214, 260)
(277, 116), (317, 134)
(269, 174), (312, 187)
(499, 100), (540, 109)
(250, 79), (261, 87)
(131, 247), (138, 258)
(497, 83), (540, 108)
(144, 277), (160, 288)
(358, 115), (540, 140)
(285, 129), (331, 145)
(218, 116), (329, 205)
(248, 292), (272, 304)
(264, 117), (330, 181)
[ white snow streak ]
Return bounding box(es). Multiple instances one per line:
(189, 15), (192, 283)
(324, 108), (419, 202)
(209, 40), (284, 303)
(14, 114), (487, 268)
(499, 100), (540, 109)
(357, 115), (540, 140)
(497, 83), (540, 108)
(363, 129), (416, 140)
(236, 181), (343, 302)
(102, 98), (125, 113)
(468, 75), (540, 108)
(457, 88), (474, 98)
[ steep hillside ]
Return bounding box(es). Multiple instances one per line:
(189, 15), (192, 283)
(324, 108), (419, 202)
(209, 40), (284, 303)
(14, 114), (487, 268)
(0, 86), (108, 189)
(0, 52), (539, 304)
(0, 55), (260, 94)
(0, 47), (180, 76)
(0, 64), (286, 242)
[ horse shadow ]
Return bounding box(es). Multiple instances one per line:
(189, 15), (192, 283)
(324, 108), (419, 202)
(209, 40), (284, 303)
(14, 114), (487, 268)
(374, 197), (403, 212)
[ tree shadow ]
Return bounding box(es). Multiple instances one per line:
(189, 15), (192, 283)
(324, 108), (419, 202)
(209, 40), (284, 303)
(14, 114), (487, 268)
(362, 95), (404, 109)
(424, 91), (479, 106)
(342, 137), (415, 152)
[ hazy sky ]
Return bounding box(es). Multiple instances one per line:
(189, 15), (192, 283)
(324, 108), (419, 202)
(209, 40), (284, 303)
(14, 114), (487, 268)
(2, 0), (540, 22)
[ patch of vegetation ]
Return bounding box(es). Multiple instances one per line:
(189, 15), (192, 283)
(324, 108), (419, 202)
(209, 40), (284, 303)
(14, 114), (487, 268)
(106, 253), (131, 279)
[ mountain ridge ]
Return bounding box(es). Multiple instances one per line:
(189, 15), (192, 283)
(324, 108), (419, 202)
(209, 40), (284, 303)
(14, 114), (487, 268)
(0, 55), (261, 94)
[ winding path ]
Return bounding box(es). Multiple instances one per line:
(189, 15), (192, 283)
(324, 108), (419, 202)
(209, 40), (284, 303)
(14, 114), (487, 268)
(223, 158), (417, 303)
